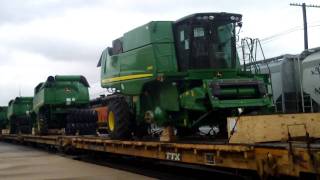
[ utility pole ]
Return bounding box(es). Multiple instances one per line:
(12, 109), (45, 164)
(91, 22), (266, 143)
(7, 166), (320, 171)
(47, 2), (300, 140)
(290, 3), (320, 50)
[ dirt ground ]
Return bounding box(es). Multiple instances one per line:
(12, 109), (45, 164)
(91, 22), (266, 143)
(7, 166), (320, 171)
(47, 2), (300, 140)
(0, 142), (155, 180)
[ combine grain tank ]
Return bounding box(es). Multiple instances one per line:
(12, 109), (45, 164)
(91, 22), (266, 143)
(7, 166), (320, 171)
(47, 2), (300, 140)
(97, 12), (274, 139)
(302, 47), (320, 112)
(33, 75), (95, 135)
(0, 106), (8, 130)
(7, 97), (33, 134)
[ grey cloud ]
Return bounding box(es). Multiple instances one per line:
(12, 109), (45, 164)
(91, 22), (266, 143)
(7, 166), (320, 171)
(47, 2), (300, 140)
(0, 48), (12, 65)
(7, 37), (103, 62)
(0, 0), (104, 25)
(0, 59), (101, 106)
(118, 0), (276, 16)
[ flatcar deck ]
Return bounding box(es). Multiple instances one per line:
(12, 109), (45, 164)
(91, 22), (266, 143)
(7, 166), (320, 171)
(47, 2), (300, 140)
(1, 134), (319, 178)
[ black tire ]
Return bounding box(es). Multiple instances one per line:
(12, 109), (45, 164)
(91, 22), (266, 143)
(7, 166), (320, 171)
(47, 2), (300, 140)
(67, 123), (76, 135)
(78, 110), (85, 123)
(177, 126), (197, 137)
(67, 110), (75, 124)
(134, 123), (149, 139)
(21, 117), (33, 134)
(16, 118), (22, 134)
(37, 110), (49, 135)
(217, 120), (228, 138)
(9, 118), (17, 134)
(65, 109), (98, 135)
(107, 97), (132, 139)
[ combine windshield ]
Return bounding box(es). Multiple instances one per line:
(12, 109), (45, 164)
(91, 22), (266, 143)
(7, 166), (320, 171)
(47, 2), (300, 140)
(174, 14), (240, 71)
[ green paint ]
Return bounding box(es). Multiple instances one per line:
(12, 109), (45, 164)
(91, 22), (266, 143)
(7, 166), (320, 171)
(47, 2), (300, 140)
(7, 97), (34, 133)
(122, 21), (174, 52)
(180, 88), (207, 111)
(33, 75), (90, 129)
(33, 75), (89, 113)
(98, 13), (274, 129)
(7, 97), (33, 120)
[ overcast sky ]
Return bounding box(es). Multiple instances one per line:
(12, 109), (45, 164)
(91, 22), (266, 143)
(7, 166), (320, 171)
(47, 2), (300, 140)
(0, 0), (319, 106)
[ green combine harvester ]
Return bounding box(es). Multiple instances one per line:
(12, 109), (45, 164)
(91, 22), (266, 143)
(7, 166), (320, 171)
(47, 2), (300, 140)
(33, 75), (96, 135)
(97, 12), (273, 139)
(0, 106), (8, 130)
(7, 97), (33, 134)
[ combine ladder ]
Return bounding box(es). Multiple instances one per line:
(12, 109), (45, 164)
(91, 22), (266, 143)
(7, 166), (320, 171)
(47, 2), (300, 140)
(240, 38), (265, 73)
(240, 38), (276, 111)
(302, 93), (314, 113)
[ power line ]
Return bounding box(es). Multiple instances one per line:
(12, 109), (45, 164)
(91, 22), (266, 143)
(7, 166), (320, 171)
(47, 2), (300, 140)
(260, 26), (302, 42)
(236, 23), (320, 49)
(260, 24), (320, 44)
(290, 3), (320, 8)
(290, 2), (320, 50)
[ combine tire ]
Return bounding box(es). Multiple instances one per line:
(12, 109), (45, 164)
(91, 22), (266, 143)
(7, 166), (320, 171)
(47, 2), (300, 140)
(177, 127), (197, 137)
(9, 118), (17, 134)
(107, 97), (132, 139)
(66, 109), (97, 135)
(37, 110), (49, 135)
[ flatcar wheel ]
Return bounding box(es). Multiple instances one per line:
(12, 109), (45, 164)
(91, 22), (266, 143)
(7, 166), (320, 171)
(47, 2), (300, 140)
(107, 97), (132, 139)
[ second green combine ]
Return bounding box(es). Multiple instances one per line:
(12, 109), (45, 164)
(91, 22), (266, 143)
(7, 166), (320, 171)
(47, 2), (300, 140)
(32, 75), (97, 135)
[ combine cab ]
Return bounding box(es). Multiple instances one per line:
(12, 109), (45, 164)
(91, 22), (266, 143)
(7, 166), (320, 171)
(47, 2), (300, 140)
(33, 75), (96, 135)
(98, 13), (274, 139)
(7, 97), (33, 134)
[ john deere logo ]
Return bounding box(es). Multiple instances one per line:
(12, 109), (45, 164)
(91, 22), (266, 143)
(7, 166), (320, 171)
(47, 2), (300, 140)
(216, 72), (222, 77)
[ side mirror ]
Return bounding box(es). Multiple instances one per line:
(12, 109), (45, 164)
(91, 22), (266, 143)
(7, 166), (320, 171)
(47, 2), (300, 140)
(97, 56), (102, 67)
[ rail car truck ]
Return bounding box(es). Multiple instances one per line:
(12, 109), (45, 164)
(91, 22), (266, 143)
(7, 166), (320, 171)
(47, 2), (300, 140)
(33, 75), (96, 135)
(7, 97), (33, 134)
(0, 106), (8, 130)
(97, 12), (274, 139)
